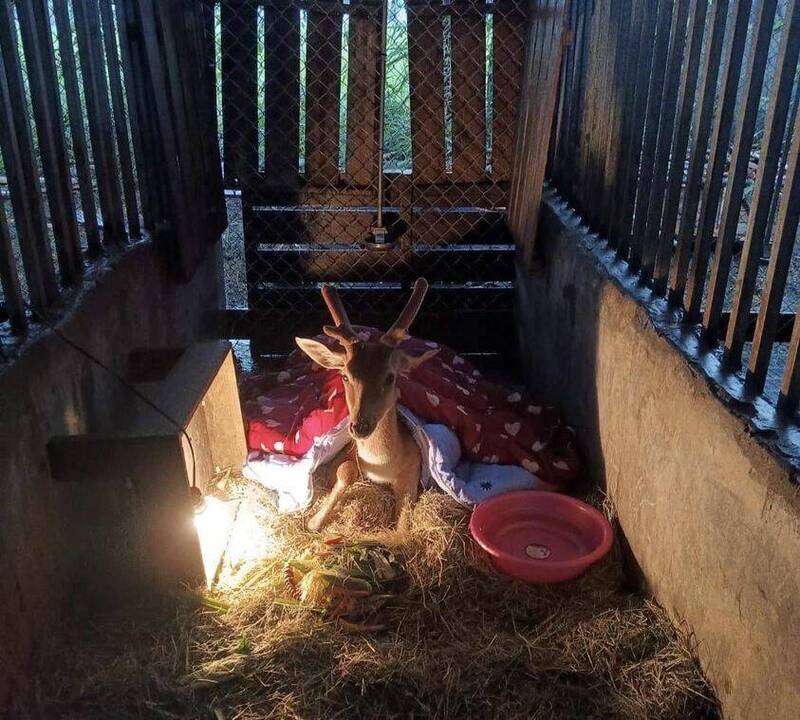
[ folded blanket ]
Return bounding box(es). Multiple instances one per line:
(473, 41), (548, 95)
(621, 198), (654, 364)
(240, 327), (580, 510)
(244, 409), (556, 512)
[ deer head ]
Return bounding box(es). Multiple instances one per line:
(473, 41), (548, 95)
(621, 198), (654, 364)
(295, 279), (439, 439)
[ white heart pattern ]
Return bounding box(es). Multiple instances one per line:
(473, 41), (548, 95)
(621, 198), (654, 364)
(507, 392), (522, 403)
(260, 405), (274, 414)
(265, 419), (279, 428)
(274, 441), (284, 453)
(527, 405), (542, 415)
(426, 392), (440, 407)
(453, 355), (465, 365)
(553, 460), (570, 471)
(504, 422), (521, 437)
(475, 423), (481, 433)
(458, 385), (470, 396)
(531, 440), (546, 452)
(522, 458), (540, 474)
(277, 371), (290, 383)
(472, 443), (481, 453)
(472, 369), (480, 377)
(425, 341), (439, 349)
(456, 405), (468, 415)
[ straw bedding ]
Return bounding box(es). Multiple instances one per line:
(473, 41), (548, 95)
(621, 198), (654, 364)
(19, 480), (719, 720)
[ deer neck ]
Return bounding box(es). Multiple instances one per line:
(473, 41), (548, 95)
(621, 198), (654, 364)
(354, 406), (404, 468)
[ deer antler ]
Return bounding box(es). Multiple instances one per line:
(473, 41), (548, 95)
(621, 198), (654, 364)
(381, 278), (429, 346)
(321, 285), (360, 345)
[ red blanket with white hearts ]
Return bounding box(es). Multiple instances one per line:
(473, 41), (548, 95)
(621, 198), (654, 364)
(240, 328), (580, 488)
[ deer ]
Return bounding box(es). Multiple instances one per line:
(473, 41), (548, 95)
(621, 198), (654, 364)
(295, 279), (439, 532)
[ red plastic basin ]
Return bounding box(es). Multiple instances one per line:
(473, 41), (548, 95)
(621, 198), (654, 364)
(469, 490), (613, 584)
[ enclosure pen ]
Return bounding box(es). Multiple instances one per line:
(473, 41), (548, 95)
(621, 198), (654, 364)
(3, 0), (775, 716)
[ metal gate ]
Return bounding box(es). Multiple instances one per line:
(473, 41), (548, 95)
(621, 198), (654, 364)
(212, 0), (527, 366)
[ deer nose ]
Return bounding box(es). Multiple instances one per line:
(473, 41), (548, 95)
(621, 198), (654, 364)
(350, 418), (372, 438)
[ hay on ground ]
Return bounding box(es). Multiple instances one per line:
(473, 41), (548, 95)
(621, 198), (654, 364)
(17, 480), (718, 720)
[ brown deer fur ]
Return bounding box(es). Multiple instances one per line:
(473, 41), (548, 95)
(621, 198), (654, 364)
(295, 280), (437, 531)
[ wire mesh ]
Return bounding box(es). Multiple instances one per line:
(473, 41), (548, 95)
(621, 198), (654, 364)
(212, 0), (528, 362)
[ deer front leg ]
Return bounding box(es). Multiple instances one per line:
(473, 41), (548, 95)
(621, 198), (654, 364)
(307, 459), (359, 532)
(392, 479), (419, 532)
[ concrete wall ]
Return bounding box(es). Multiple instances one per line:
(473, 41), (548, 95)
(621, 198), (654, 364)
(516, 192), (800, 720)
(0, 241), (223, 707)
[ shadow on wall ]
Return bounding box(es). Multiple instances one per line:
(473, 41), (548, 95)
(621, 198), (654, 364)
(515, 200), (643, 589)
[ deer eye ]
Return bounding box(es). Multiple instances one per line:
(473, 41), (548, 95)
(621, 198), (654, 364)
(385, 373), (395, 386)
(341, 374), (350, 384)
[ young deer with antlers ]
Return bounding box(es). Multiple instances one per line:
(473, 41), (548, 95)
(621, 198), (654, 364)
(295, 279), (438, 532)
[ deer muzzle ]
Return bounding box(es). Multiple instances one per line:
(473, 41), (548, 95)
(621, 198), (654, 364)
(350, 417), (374, 439)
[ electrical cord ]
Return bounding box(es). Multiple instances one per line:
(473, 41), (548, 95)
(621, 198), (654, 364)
(31, 309), (199, 500)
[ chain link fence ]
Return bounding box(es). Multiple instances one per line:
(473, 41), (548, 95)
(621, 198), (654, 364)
(211, 0), (528, 365)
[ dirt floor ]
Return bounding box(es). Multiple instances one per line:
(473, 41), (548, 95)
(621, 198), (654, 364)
(14, 474), (719, 720)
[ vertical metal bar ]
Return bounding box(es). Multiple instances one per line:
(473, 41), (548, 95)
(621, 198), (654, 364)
(598, 0), (633, 238)
(652, 0), (708, 291)
(0, 195), (26, 332)
(668, 0), (730, 304)
(608, 0), (645, 247)
(73, 0), (126, 245)
(0, 1), (58, 310)
(616, 0), (658, 259)
(588, 0), (615, 231)
(682, 0), (753, 319)
(375, 0), (389, 226)
(115, 0), (161, 233)
(640, 0), (691, 280)
(551, 0), (578, 187)
(16, 0), (82, 283)
(134, 0), (192, 276)
(751, 111), (800, 393)
(155, 1), (205, 258)
(52, 0), (101, 254)
(220, 0), (257, 186)
(566, 0), (590, 201)
(729, 1), (800, 378)
(578, 0), (603, 223)
(702, 0), (778, 339)
(777, 119), (800, 408)
(99, 0), (140, 238)
(628, 0), (676, 270)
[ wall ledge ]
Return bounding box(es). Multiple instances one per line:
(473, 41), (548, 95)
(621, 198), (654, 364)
(537, 187), (800, 485)
(516, 187), (800, 719)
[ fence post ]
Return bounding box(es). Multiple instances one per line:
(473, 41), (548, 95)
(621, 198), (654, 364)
(0, 2), (58, 311)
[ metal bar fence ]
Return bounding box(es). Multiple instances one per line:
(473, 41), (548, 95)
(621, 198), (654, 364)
(547, 0), (800, 412)
(0, 0), (224, 360)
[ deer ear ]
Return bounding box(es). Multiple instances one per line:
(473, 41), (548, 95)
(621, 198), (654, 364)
(295, 337), (346, 369)
(393, 347), (440, 375)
